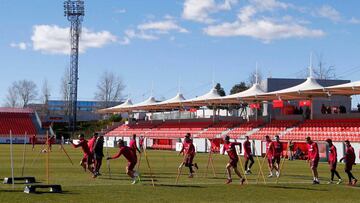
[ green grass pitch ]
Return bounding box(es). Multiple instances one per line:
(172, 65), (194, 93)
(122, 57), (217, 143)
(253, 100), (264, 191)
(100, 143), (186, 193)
(0, 144), (359, 203)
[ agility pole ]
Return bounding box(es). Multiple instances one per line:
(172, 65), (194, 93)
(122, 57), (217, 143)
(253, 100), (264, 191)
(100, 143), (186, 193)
(175, 152), (187, 184)
(276, 141), (290, 184)
(137, 149), (142, 171)
(143, 148), (155, 188)
(204, 141), (216, 177)
(20, 132), (27, 176)
(254, 140), (267, 184)
(46, 131), (50, 184)
(105, 137), (112, 179)
(59, 142), (74, 165)
(237, 147), (248, 184)
(31, 139), (49, 167)
(9, 130), (15, 189)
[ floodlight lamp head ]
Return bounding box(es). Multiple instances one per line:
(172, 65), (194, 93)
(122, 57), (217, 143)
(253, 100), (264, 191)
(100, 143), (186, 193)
(64, 0), (85, 18)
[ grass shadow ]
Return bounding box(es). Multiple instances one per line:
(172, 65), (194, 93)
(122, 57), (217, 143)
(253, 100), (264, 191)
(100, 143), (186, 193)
(266, 185), (328, 191)
(152, 183), (205, 188)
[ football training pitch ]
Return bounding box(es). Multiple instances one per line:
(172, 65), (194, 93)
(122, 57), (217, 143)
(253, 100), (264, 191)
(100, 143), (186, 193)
(0, 144), (359, 203)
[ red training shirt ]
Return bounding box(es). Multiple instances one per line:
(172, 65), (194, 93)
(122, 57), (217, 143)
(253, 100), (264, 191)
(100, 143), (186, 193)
(72, 139), (91, 155)
(129, 139), (138, 154)
(328, 145), (337, 163)
(273, 141), (283, 157)
(180, 139), (195, 156)
(87, 137), (96, 153)
(344, 145), (355, 165)
(243, 140), (252, 157)
(112, 146), (137, 163)
(222, 142), (240, 160)
(307, 142), (319, 160)
(266, 141), (275, 158)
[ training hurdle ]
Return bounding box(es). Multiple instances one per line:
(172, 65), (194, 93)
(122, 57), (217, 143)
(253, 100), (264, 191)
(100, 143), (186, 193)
(24, 184), (62, 193)
(3, 176), (36, 184)
(24, 131), (63, 194)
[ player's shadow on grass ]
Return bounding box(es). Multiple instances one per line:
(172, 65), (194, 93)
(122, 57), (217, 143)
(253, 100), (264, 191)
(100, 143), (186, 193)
(25, 191), (79, 195)
(206, 176), (226, 180)
(286, 175), (312, 179)
(154, 183), (205, 188)
(0, 189), (21, 193)
(267, 185), (328, 191)
(99, 177), (134, 181)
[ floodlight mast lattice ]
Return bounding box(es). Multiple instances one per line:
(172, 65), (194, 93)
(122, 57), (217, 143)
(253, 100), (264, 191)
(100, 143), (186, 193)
(64, 0), (84, 136)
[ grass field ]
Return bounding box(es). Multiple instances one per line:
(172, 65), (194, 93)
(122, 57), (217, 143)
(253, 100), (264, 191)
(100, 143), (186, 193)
(0, 144), (359, 203)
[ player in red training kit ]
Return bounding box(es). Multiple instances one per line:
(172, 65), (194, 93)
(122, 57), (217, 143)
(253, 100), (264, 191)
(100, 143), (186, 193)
(130, 134), (142, 155)
(243, 136), (254, 175)
(88, 132), (98, 155)
(325, 139), (342, 184)
(265, 135), (276, 177)
(179, 133), (198, 178)
(222, 135), (245, 185)
(139, 135), (145, 152)
(340, 140), (357, 185)
(272, 135), (283, 178)
(107, 139), (139, 184)
(306, 137), (320, 184)
(72, 134), (93, 173)
(30, 134), (37, 151)
(45, 134), (55, 152)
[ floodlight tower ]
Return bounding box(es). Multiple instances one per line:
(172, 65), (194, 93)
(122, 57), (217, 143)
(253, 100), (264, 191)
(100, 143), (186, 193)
(64, 0), (84, 136)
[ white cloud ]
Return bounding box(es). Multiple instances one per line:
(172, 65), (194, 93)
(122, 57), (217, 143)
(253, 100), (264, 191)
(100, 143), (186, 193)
(250, 0), (289, 11)
(120, 19), (188, 44)
(119, 37), (131, 45)
(317, 5), (341, 22)
(114, 8), (126, 14)
(138, 20), (189, 34)
(10, 42), (28, 50)
(238, 6), (257, 22)
(31, 25), (117, 55)
(349, 17), (360, 24)
(124, 29), (158, 41)
(204, 0), (325, 42)
(204, 19), (324, 42)
(182, 0), (238, 23)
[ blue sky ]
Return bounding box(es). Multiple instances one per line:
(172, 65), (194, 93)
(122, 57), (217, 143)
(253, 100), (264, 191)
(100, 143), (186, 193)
(1, 0), (360, 105)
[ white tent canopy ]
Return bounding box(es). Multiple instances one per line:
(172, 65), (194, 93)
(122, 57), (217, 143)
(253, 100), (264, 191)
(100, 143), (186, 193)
(149, 93), (186, 110)
(179, 87), (222, 106)
(325, 80), (360, 95)
(129, 96), (158, 111)
(99, 78), (360, 113)
(97, 98), (133, 113)
(254, 77), (327, 100)
(208, 83), (266, 104)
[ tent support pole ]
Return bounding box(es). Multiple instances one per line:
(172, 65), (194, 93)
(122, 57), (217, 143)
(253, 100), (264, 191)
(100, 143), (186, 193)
(310, 98), (314, 120)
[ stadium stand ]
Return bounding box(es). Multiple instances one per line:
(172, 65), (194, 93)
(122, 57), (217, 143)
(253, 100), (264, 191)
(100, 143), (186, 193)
(226, 120), (264, 138)
(195, 121), (240, 138)
(282, 118), (360, 142)
(0, 108), (38, 136)
(107, 120), (213, 138)
(249, 120), (300, 140)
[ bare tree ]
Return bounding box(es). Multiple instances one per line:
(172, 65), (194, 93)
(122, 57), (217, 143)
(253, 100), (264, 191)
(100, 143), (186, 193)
(94, 70), (125, 108)
(60, 68), (70, 115)
(13, 80), (38, 107)
(248, 70), (263, 86)
(5, 85), (19, 107)
(313, 54), (336, 80)
(40, 78), (51, 115)
(41, 78), (51, 104)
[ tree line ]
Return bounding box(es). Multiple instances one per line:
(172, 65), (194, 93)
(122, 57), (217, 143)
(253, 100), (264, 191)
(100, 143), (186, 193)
(3, 69), (125, 108)
(3, 58), (337, 108)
